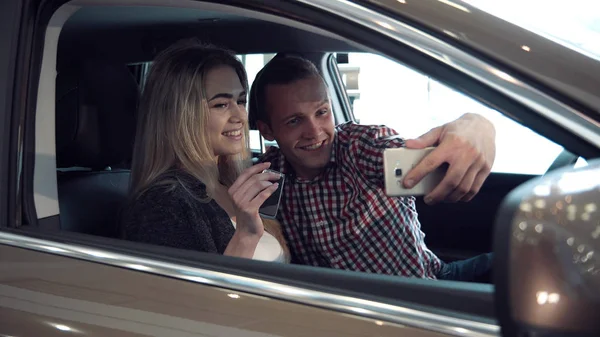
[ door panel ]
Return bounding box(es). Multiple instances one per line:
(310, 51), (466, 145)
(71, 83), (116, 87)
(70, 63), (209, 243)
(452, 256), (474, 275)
(0, 244), (448, 337)
(416, 172), (536, 261)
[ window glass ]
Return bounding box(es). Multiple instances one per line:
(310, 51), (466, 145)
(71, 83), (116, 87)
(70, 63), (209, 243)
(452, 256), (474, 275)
(237, 53), (275, 88)
(338, 52), (565, 175)
(237, 54), (278, 151)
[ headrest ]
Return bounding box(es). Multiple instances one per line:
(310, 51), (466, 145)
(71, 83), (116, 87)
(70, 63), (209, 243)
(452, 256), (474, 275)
(56, 58), (139, 169)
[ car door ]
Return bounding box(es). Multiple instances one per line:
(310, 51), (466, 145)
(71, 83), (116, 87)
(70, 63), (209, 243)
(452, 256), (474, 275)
(3, 238), (453, 337)
(3, 0), (599, 336)
(1, 1), (500, 337)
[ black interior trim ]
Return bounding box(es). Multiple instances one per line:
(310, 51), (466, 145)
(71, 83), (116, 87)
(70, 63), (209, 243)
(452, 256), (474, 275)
(58, 20), (357, 69)
(417, 172), (536, 258)
(5, 226), (497, 323)
(5, 0), (33, 229)
(37, 214), (60, 231)
(0, 0), (23, 229)
(18, 0), (45, 228)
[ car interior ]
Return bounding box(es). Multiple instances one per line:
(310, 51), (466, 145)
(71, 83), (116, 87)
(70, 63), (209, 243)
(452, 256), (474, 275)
(45, 2), (583, 270)
(21, 0), (588, 300)
(51, 5), (357, 239)
(39, 2), (574, 265)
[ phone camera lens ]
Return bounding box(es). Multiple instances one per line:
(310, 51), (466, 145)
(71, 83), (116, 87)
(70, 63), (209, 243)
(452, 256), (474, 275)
(395, 168), (403, 177)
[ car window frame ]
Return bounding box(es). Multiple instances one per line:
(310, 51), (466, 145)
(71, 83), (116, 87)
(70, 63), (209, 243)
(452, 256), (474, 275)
(0, 0), (19, 229)
(7, 0), (600, 336)
(1, 0), (32, 230)
(12, 0), (502, 332)
(324, 52), (355, 123)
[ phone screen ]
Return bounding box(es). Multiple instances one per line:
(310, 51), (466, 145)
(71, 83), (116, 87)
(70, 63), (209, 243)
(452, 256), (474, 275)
(258, 170), (285, 219)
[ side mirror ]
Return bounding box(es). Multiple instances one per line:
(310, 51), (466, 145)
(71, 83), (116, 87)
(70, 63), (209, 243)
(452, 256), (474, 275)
(494, 159), (600, 336)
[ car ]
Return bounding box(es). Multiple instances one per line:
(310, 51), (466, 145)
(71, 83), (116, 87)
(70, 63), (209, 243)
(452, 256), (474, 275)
(0, 0), (598, 336)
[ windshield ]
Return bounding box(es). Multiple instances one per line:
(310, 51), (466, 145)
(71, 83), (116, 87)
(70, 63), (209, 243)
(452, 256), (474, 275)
(462, 0), (600, 61)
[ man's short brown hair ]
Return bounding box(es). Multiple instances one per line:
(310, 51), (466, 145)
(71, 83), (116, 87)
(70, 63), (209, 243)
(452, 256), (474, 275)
(248, 55), (323, 128)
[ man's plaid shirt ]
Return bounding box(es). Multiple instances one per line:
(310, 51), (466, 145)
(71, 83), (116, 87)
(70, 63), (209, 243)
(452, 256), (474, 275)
(260, 122), (442, 278)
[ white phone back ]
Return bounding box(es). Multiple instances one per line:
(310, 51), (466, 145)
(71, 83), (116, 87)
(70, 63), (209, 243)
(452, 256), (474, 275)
(383, 147), (445, 196)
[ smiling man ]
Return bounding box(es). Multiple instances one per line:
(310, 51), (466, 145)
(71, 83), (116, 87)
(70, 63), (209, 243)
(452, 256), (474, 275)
(249, 55), (494, 281)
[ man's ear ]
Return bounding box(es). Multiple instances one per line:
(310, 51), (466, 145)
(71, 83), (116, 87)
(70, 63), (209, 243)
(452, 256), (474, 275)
(257, 120), (275, 141)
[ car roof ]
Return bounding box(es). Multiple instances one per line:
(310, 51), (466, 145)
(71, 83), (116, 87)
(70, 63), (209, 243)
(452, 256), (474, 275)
(58, 5), (357, 68)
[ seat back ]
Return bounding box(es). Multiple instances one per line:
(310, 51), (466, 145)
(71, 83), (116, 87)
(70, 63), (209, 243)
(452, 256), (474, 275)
(55, 58), (139, 237)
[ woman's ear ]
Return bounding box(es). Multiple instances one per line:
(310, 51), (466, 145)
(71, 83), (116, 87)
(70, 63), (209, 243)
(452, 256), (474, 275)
(257, 120), (275, 141)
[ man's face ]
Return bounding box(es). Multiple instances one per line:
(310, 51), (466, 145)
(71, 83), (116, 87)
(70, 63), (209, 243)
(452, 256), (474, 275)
(258, 76), (335, 179)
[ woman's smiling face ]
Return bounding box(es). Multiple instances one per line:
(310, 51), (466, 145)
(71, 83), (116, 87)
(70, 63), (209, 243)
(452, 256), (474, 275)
(205, 65), (248, 157)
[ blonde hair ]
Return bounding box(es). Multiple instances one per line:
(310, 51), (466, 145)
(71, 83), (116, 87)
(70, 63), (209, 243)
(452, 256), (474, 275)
(130, 39), (250, 198)
(130, 39), (289, 258)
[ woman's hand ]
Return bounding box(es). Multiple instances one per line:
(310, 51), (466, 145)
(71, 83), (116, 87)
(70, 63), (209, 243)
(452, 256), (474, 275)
(223, 162), (281, 259)
(227, 162), (281, 237)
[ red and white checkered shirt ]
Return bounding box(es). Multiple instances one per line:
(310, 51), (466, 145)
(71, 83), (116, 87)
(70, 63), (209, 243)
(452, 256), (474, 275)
(260, 122), (442, 278)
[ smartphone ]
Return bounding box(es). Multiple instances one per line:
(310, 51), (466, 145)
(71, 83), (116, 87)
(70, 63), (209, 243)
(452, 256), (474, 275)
(383, 147), (446, 196)
(259, 169), (285, 219)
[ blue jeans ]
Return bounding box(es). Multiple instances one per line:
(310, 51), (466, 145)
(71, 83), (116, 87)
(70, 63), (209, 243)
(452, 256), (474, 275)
(437, 252), (494, 283)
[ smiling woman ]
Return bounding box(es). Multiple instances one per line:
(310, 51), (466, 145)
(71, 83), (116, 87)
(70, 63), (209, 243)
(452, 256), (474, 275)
(204, 65), (248, 158)
(120, 39), (289, 262)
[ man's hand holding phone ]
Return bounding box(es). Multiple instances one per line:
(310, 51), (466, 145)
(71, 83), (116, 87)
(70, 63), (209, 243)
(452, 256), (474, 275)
(400, 113), (496, 204)
(384, 147), (446, 198)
